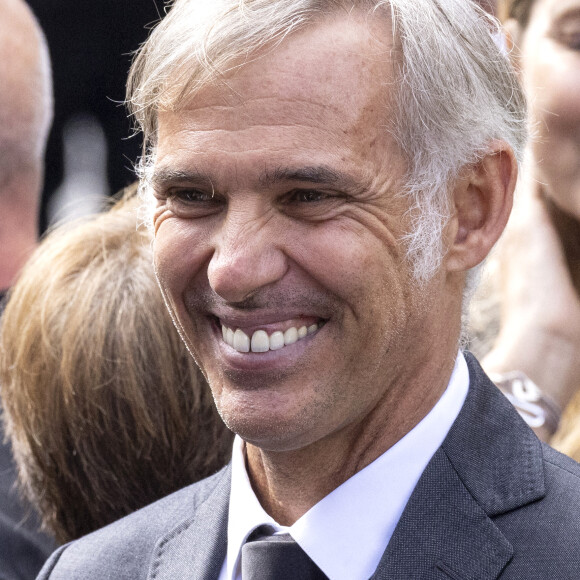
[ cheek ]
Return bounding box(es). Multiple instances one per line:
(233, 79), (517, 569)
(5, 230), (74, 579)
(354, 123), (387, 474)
(531, 56), (580, 132)
(524, 47), (580, 214)
(293, 224), (408, 325)
(153, 219), (208, 305)
(294, 206), (403, 278)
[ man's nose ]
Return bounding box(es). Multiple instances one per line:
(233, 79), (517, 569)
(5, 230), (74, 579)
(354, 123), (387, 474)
(207, 212), (288, 304)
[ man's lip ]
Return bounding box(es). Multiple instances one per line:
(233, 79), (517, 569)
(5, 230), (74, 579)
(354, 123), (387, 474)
(208, 311), (326, 334)
(207, 318), (323, 373)
(203, 310), (328, 359)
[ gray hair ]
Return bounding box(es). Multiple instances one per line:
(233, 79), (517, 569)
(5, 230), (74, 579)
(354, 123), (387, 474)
(127, 0), (526, 282)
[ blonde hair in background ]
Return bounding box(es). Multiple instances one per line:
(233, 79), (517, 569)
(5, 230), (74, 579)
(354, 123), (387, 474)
(552, 398), (580, 462)
(0, 186), (233, 543)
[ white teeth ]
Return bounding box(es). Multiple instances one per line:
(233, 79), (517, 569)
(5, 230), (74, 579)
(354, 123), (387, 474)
(233, 329), (250, 352)
(251, 330), (269, 353)
(284, 327), (298, 345)
(221, 322), (320, 353)
(269, 331), (285, 351)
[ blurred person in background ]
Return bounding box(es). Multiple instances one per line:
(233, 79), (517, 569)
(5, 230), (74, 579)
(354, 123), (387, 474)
(0, 190), (233, 545)
(25, 0), (165, 227)
(0, 0), (56, 577)
(0, 0), (52, 298)
(470, 0), (580, 447)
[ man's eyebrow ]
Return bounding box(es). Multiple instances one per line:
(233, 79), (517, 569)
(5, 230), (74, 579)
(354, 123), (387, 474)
(150, 168), (210, 189)
(151, 165), (364, 193)
(260, 166), (361, 190)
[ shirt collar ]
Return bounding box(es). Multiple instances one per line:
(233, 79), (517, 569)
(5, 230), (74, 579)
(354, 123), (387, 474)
(223, 351), (469, 580)
(224, 436), (290, 580)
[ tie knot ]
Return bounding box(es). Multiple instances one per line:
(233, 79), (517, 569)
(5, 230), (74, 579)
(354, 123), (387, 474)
(247, 525), (295, 542)
(242, 527), (328, 579)
(246, 525), (291, 543)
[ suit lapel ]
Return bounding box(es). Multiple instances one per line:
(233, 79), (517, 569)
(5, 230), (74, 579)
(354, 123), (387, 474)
(373, 354), (545, 580)
(148, 465), (231, 580)
(147, 356), (545, 580)
(372, 449), (513, 580)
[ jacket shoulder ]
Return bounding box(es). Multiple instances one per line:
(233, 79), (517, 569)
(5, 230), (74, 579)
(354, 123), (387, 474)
(542, 441), (580, 474)
(442, 355), (580, 578)
(491, 444), (580, 578)
(36, 466), (230, 580)
(540, 442), (580, 507)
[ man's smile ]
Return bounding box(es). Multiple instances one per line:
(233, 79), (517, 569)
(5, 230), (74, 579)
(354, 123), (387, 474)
(199, 313), (330, 376)
(220, 320), (322, 353)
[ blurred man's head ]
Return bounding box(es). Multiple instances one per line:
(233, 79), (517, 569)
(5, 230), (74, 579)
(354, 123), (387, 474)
(0, 0), (52, 291)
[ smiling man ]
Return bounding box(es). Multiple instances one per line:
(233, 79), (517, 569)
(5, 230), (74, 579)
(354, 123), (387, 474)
(38, 1), (580, 579)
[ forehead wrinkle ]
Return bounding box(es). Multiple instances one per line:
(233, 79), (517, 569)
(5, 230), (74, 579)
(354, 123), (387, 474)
(167, 17), (396, 129)
(169, 97), (356, 135)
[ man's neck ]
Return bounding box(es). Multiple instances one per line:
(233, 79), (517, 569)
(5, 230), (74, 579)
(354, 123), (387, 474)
(245, 348), (459, 526)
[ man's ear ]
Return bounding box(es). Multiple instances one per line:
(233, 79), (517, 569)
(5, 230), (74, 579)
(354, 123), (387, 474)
(445, 141), (517, 273)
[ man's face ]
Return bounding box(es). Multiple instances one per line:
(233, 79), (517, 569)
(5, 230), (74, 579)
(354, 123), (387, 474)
(519, 0), (580, 220)
(153, 15), (446, 452)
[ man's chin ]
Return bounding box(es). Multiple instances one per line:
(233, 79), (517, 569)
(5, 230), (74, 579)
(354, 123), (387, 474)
(214, 389), (327, 452)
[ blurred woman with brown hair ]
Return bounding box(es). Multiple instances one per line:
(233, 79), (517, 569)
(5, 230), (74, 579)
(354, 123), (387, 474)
(471, 0), (580, 449)
(0, 188), (233, 544)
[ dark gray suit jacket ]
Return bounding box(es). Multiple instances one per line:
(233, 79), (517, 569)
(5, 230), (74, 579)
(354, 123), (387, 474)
(1, 295), (57, 579)
(0, 431), (56, 580)
(37, 354), (580, 579)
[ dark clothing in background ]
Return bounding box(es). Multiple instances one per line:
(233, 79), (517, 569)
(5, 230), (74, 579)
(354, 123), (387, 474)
(1, 295), (57, 578)
(24, 0), (165, 232)
(0, 436), (57, 580)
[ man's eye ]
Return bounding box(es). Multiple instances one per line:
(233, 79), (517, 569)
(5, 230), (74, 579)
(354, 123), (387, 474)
(161, 188), (224, 218)
(291, 190), (329, 203)
(279, 189), (348, 221)
(170, 189), (216, 203)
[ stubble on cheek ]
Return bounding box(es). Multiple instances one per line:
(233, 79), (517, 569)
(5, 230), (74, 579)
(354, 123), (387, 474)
(214, 373), (345, 452)
(199, 323), (351, 450)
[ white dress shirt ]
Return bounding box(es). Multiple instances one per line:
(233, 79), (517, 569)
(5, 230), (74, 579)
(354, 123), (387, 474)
(218, 351), (469, 580)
